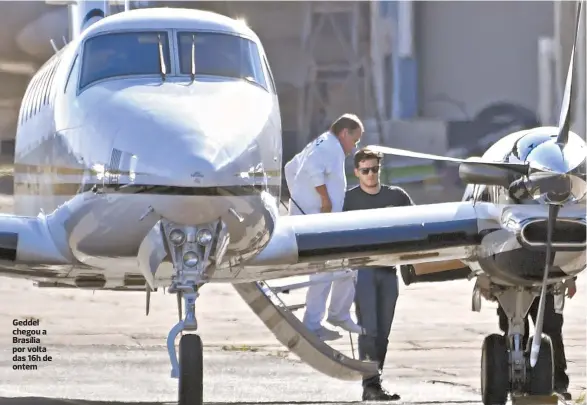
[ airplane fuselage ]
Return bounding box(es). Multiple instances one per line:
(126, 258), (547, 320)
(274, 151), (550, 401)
(13, 9), (282, 285)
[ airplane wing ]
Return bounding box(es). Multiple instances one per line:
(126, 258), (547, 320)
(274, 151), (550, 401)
(246, 201), (498, 278)
(0, 212), (73, 267)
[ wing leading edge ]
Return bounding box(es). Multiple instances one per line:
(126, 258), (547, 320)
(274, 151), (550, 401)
(249, 202), (495, 269)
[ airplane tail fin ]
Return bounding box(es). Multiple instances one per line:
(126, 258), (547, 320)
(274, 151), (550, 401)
(68, 1), (107, 40)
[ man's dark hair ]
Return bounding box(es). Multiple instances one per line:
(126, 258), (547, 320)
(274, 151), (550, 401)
(354, 147), (383, 168)
(330, 113), (364, 136)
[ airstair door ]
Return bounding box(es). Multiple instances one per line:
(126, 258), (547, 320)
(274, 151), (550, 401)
(232, 281), (379, 381)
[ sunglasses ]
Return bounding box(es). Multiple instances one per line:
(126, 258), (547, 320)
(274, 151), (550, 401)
(359, 166), (380, 175)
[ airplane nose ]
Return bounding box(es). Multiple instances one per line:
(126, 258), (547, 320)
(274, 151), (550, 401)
(110, 125), (234, 226)
(94, 80), (271, 226)
(136, 142), (234, 226)
(136, 141), (224, 187)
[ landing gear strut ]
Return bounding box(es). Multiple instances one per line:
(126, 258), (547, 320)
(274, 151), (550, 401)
(479, 287), (555, 405)
(161, 220), (228, 405)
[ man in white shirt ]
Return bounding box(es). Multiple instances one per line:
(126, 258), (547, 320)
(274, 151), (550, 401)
(284, 113), (364, 340)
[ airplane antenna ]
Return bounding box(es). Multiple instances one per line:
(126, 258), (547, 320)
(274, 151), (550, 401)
(62, 36), (67, 46)
(191, 34), (196, 82)
(49, 38), (59, 53)
(157, 33), (167, 82)
(124, 0), (130, 12)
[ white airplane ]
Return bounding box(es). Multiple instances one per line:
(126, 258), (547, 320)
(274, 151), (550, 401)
(3, 1), (585, 404)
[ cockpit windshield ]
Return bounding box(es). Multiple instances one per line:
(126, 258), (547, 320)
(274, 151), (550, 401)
(177, 32), (268, 90)
(79, 31), (171, 89)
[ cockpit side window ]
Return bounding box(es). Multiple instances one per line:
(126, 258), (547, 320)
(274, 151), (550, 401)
(262, 55), (277, 94)
(176, 31), (268, 90)
(79, 31), (171, 89)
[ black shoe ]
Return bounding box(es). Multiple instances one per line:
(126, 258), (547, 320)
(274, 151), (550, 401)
(362, 384), (401, 401)
(555, 389), (572, 401)
(555, 379), (571, 400)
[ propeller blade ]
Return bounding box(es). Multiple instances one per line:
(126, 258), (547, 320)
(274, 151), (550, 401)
(530, 203), (560, 367)
(556, 0), (584, 145)
(365, 145), (530, 174)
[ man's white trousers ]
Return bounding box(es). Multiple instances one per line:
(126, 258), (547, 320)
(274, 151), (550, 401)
(302, 269), (356, 331)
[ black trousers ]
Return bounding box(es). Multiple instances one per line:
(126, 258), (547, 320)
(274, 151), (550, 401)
(497, 294), (569, 391)
(354, 267), (399, 388)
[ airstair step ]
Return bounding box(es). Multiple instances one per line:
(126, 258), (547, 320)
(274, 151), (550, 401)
(286, 303), (305, 311)
(232, 281), (379, 381)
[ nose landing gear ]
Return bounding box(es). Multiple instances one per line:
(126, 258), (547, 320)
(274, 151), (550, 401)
(161, 219), (228, 405)
(168, 290), (203, 405)
(480, 288), (555, 405)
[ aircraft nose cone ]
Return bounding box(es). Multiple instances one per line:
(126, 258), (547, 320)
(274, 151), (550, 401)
(139, 141), (225, 188)
(111, 123), (233, 226)
(91, 80), (271, 226)
(143, 149), (234, 226)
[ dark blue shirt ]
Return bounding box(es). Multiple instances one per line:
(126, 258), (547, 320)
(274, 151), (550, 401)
(343, 184), (415, 272)
(343, 185), (414, 211)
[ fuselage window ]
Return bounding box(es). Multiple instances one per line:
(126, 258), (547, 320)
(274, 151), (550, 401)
(79, 31), (172, 89)
(176, 31), (268, 90)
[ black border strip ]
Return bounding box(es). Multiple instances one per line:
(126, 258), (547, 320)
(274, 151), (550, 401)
(295, 218), (482, 259)
(79, 183), (265, 196)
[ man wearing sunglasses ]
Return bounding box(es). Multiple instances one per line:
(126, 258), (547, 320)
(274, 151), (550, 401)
(343, 148), (415, 401)
(284, 113), (364, 341)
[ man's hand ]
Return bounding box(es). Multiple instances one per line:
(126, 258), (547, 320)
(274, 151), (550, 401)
(320, 200), (332, 213)
(566, 278), (577, 299)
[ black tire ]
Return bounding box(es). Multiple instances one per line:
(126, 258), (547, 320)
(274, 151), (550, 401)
(400, 265), (415, 286)
(481, 333), (509, 405)
(526, 334), (554, 395)
(178, 334), (203, 405)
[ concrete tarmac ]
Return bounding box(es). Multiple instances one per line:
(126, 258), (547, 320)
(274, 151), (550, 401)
(0, 272), (585, 405)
